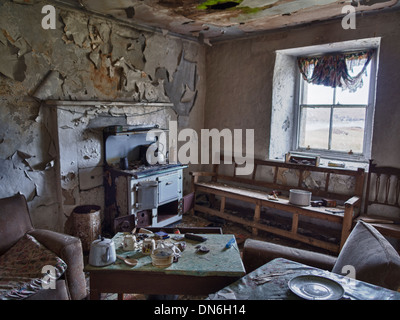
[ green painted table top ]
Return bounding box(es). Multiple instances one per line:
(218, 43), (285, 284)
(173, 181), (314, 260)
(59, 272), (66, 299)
(85, 233), (246, 277)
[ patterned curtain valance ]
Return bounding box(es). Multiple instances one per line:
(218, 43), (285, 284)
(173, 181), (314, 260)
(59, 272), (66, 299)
(297, 49), (375, 91)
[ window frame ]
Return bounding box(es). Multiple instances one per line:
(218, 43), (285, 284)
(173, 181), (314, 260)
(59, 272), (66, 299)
(292, 51), (378, 162)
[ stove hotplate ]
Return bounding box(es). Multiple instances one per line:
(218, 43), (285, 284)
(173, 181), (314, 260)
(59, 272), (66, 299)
(110, 161), (184, 178)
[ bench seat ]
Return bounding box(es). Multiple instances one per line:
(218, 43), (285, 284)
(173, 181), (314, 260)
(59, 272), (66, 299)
(191, 158), (365, 254)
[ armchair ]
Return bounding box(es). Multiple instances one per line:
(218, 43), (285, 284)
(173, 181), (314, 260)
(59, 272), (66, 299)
(243, 221), (400, 291)
(0, 194), (87, 300)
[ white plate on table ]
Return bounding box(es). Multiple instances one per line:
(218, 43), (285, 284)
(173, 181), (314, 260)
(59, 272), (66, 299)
(288, 275), (344, 300)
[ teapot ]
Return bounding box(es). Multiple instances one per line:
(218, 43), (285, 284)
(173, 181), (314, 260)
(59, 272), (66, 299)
(89, 236), (116, 267)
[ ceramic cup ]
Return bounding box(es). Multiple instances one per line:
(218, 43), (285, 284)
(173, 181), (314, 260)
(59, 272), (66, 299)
(142, 238), (155, 255)
(122, 234), (136, 251)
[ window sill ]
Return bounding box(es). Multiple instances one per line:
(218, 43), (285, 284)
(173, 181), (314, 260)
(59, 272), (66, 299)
(289, 150), (369, 170)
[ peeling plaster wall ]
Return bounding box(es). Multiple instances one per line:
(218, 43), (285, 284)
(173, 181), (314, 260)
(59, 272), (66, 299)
(0, 0), (205, 232)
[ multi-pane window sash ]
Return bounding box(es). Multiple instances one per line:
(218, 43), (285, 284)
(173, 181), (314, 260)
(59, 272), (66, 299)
(296, 49), (375, 157)
(298, 103), (368, 154)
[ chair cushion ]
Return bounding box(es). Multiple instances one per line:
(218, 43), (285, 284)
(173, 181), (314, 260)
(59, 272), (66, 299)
(332, 220), (400, 291)
(0, 234), (67, 300)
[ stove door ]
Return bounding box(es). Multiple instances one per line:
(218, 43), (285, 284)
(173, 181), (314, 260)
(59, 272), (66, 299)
(158, 172), (180, 205)
(136, 181), (158, 210)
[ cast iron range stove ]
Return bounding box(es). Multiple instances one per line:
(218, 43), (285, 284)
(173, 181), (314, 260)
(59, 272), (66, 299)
(102, 125), (187, 234)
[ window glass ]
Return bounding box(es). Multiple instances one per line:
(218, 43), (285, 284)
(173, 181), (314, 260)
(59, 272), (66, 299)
(298, 59), (372, 156)
(331, 107), (366, 153)
(303, 83), (334, 105)
(299, 107), (331, 150)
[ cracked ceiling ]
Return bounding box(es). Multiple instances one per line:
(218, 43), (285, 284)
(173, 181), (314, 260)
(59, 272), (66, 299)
(49, 0), (400, 43)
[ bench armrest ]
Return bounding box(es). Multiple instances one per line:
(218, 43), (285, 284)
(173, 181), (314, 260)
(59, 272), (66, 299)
(340, 196), (362, 250)
(345, 196), (361, 207)
(190, 171), (217, 177)
(190, 171), (217, 183)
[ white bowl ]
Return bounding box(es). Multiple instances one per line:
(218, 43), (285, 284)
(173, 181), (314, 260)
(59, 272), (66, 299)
(289, 189), (312, 206)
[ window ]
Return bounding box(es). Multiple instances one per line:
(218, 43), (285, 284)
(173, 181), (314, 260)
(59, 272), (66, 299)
(294, 50), (377, 161)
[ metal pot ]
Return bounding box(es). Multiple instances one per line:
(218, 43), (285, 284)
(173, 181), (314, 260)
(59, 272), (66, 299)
(289, 189), (312, 206)
(89, 236), (116, 267)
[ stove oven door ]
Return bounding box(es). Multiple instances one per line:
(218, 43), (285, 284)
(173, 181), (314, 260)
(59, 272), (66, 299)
(158, 172), (181, 205)
(136, 181), (158, 210)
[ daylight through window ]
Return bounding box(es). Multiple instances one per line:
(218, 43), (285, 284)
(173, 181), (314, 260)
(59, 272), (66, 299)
(296, 53), (375, 158)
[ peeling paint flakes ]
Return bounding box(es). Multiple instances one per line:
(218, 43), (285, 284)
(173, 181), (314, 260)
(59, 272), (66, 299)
(89, 54), (120, 97)
(165, 54), (198, 115)
(62, 188), (76, 205)
(88, 22), (106, 51)
(0, 157), (37, 203)
(32, 70), (63, 100)
(181, 84), (196, 103)
(0, 41), (26, 81)
(89, 50), (101, 69)
(60, 11), (90, 48)
(110, 25), (145, 70)
(79, 166), (103, 191)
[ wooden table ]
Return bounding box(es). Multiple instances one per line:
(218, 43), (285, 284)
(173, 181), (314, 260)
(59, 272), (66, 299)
(85, 232), (245, 299)
(209, 258), (400, 300)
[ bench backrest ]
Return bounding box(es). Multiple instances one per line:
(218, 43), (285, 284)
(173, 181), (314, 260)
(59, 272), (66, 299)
(364, 160), (400, 214)
(213, 157), (365, 202)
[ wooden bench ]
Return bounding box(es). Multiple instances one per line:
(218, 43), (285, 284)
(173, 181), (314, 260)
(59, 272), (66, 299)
(358, 160), (400, 242)
(190, 158), (365, 254)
